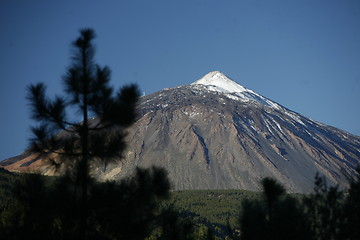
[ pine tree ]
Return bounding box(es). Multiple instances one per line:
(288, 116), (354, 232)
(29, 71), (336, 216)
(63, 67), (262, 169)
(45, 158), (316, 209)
(27, 28), (140, 239)
(239, 177), (312, 240)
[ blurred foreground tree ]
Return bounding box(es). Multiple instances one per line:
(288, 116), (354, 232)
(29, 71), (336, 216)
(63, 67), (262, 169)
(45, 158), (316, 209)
(239, 177), (311, 240)
(25, 28), (140, 240)
(239, 171), (360, 240)
(303, 174), (345, 240)
(342, 169), (360, 239)
(0, 167), (171, 240)
(0, 29), (180, 240)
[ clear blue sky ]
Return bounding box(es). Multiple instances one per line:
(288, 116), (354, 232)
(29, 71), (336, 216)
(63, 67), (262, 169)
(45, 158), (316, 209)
(1, 0), (359, 160)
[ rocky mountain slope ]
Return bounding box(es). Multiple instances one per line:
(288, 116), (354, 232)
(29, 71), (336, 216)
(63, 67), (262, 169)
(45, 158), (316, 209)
(2, 71), (360, 193)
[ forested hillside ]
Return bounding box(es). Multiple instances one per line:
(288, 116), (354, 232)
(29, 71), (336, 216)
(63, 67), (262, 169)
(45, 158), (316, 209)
(0, 169), (253, 239)
(1, 169), (360, 239)
(167, 190), (261, 237)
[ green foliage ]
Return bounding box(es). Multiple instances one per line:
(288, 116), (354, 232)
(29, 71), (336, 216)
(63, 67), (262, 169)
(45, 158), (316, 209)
(149, 206), (195, 240)
(166, 189), (261, 238)
(0, 171), (56, 239)
(303, 173), (345, 240)
(239, 178), (311, 240)
(3, 170), (359, 240)
(0, 167), (171, 240)
(343, 169), (360, 239)
(239, 172), (360, 240)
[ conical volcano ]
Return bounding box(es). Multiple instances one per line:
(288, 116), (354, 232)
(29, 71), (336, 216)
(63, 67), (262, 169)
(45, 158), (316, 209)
(2, 71), (360, 193)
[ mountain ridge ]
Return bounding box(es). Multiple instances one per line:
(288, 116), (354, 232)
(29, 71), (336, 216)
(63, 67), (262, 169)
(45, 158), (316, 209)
(104, 72), (360, 192)
(1, 71), (360, 193)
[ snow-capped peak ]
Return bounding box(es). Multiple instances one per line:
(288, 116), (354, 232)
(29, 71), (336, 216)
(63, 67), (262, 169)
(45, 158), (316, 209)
(191, 71), (247, 93)
(191, 71), (283, 110)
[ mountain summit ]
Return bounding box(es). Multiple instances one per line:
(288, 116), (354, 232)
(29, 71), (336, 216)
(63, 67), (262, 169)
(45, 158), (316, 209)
(2, 71), (360, 192)
(192, 71), (282, 109)
(191, 71), (247, 93)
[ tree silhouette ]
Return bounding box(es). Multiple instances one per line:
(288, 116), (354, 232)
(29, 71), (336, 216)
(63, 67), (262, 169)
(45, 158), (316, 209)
(0, 166), (172, 240)
(303, 173), (345, 240)
(239, 177), (312, 240)
(260, 177), (285, 223)
(239, 171), (360, 240)
(154, 205), (195, 240)
(26, 28), (140, 239)
(85, 167), (171, 240)
(343, 168), (360, 239)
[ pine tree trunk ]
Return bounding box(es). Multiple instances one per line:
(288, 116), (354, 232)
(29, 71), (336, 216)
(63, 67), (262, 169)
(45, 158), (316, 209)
(79, 45), (89, 240)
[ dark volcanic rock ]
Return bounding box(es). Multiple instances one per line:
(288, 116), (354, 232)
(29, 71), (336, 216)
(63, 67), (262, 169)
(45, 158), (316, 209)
(2, 71), (360, 193)
(99, 71), (360, 192)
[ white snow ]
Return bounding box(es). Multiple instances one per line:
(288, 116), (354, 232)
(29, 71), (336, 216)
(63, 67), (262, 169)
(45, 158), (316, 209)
(262, 117), (274, 135)
(274, 120), (284, 134)
(191, 71), (247, 93)
(285, 111), (306, 126)
(191, 71), (283, 110)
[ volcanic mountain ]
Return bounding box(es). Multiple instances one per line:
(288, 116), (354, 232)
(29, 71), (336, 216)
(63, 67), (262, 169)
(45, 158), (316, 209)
(2, 71), (360, 193)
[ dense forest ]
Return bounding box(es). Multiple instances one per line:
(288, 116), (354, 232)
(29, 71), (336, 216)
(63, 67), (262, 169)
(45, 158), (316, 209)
(1, 168), (360, 239)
